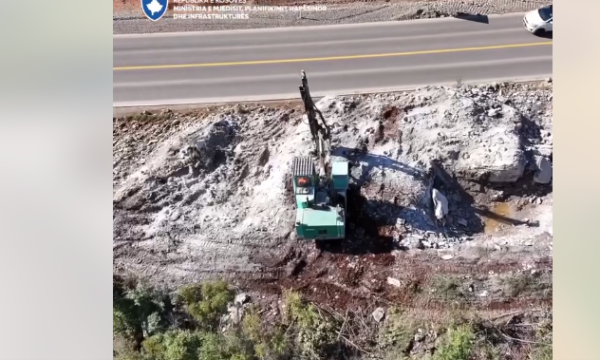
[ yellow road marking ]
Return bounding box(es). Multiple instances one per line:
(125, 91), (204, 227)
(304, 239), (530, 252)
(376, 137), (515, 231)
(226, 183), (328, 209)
(113, 41), (552, 71)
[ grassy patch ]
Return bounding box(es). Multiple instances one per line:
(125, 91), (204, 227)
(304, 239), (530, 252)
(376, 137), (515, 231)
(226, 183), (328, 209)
(530, 345), (552, 360)
(242, 305), (290, 360)
(500, 272), (552, 298)
(429, 275), (466, 301)
(478, 343), (502, 360)
(433, 324), (475, 360)
(112, 274), (552, 360)
(177, 280), (234, 331)
(530, 314), (552, 360)
(378, 307), (422, 357)
(282, 288), (340, 360)
(142, 330), (203, 360)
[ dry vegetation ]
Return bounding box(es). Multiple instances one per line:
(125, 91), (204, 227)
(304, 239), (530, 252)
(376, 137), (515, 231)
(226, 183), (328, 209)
(114, 274), (552, 360)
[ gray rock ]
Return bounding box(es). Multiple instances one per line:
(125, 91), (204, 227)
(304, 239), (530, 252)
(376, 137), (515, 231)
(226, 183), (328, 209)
(487, 151), (527, 182)
(235, 293), (249, 305)
(387, 277), (401, 287)
(432, 188), (449, 220)
(169, 210), (181, 221)
(533, 156), (552, 184)
(488, 108), (500, 117)
(414, 328), (426, 342)
(491, 191), (504, 201)
(226, 305), (244, 324)
(372, 307), (385, 322)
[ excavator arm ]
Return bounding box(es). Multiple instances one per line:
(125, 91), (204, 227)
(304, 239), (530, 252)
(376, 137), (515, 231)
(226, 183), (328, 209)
(299, 70), (331, 146)
(299, 70), (331, 173)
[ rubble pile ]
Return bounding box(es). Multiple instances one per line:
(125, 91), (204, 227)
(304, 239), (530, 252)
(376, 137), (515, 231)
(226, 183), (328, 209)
(113, 81), (553, 286)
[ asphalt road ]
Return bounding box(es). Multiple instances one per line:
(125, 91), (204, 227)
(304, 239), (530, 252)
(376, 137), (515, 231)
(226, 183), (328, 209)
(113, 13), (552, 107)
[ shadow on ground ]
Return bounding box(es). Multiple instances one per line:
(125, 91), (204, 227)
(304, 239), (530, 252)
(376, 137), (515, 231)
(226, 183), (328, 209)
(316, 185), (398, 255)
(333, 146), (426, 184)
(534, 31), (553, 39)
(319, 146), (430, 254)
(311, 148), (548, 255)
(431, 161), (544, 236)
(453, 12), (489, 24)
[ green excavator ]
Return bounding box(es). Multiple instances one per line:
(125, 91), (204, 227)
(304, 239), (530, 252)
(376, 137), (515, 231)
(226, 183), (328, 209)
(291, 71), (350, 241)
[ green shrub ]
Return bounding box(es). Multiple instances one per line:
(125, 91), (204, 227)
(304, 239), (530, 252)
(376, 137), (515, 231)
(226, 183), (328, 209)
(282, 289), (338, 360)
(113, 334), (143, 360)
(530, 344), (552, 360)
(378, 307), (419, 354)
(500, 273), (552, 298)
(178, 281), (234, 331)
(114, 353), (144, 360)
(242, 306), (290, 360)
(113, 279), (168, 342)
(530, 315), (552, 360)
(142, 330), (202, 360)
(197, 332), (229, 360)
(433, 324), (474, 360)
(430, 276), (465, 301)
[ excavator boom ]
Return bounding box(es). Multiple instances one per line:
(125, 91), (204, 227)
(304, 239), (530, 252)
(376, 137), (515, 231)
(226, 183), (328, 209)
(299, 70), (331, 173)
(299, 71), (331, 145)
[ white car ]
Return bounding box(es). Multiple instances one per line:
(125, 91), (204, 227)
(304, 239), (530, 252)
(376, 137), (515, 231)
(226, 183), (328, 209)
(523, 5), (553, 36)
